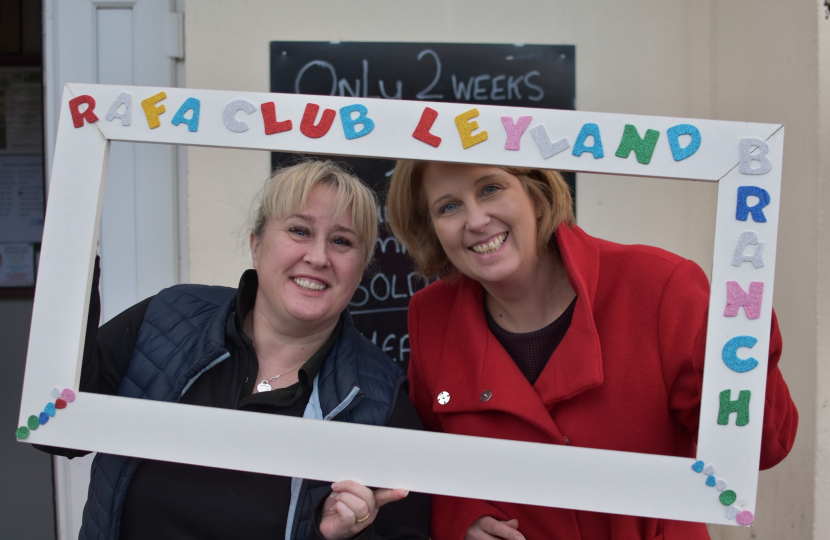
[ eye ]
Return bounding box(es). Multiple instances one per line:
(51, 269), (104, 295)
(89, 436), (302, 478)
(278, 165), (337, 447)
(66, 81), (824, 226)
(482, 185), (501, 196)
(331, 236), (354, 247)
(288, 226), (310, 238)
(439, 202), (459, 215)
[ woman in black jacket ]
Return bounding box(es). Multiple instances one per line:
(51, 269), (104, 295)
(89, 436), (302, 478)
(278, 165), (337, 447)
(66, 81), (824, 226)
(40, 160), (429, 540)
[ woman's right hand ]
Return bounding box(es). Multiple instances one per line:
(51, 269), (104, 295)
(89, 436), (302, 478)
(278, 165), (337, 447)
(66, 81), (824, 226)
(465, 517), (524, 540)
(319, 480), (409, 540)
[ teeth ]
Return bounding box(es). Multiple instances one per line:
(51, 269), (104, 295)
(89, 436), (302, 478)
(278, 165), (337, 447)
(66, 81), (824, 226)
(472, 234), (507, 255)
(293, 278), (327, 291)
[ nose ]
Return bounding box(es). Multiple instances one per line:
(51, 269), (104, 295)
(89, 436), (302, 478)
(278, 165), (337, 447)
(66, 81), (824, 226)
(465, 201), (491, 233)
(303, 236), (330, 268)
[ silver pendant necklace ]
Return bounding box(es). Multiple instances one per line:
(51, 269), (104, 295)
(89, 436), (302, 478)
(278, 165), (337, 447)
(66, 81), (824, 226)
(257, 366), (300, 393)
(249, 314), (302, 393)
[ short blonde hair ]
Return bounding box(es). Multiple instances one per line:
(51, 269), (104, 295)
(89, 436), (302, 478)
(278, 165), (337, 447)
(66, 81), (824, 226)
(251, 160), (378, 266)
(387, 161), (575, 278)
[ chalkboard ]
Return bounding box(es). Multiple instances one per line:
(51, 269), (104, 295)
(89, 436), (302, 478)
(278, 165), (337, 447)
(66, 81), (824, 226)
(270, 42), (576, 373)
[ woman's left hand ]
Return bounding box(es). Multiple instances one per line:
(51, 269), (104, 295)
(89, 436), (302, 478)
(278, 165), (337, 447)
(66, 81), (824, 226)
(319, 480), (409, 540)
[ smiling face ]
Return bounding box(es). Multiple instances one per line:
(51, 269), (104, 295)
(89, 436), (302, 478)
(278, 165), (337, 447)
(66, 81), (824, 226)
(250, 184), (366, 334)
(421, 162), (541, 287)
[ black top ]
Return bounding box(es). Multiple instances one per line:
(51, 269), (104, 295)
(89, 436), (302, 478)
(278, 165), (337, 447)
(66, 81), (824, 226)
(485, 297), (577, 385)
(49, 263), (428, 540)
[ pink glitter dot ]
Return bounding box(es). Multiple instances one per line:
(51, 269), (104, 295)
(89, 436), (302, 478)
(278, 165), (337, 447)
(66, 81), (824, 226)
(61, 388), (76, 403)
(736, 510), (754, 526)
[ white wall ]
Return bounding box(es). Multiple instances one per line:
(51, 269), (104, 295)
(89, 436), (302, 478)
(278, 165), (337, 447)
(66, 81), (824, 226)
(183, 0), (718, 286)
(815, 1), (830, 539)
(181, 1), (826, 538)
(707, 2), (821, 538)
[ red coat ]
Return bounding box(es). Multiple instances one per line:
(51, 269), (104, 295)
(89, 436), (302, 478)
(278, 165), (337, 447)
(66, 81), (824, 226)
(407, 224), (798, 540)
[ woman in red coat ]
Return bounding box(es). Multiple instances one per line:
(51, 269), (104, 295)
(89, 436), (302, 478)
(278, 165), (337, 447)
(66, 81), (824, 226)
(386, 161), (798, 540)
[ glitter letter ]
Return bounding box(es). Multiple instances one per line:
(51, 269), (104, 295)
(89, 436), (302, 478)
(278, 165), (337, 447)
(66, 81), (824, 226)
(724, 281), (764, 320)
(261, 102), (293, 135)
(614, 124), (660, 164)
(300, 103), (337, 138)
(739, 138), (772, 175)
(530, 125), (569, 159)
(222, 99), (257, 133)
(69, 95), (99, 128)
(731, 231), (765, 268)
(666, 124), (701, 161)
(141, 92), (167, 129)
(339, 104), (375, 140)
(572, 123), (604, 159)
(717, 390), (751, 426)
(454, 108), (488, 149)
(721, 336), (760, 373)
(171, 97), (201, 132)
(736, 186), (770, 222)
(105, 92), (132, 126)
(501, 116), (532, 151)
(412, 107), (442, 148)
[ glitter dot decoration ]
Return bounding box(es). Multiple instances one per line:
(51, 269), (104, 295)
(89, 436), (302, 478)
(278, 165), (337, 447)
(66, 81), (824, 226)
(689, 460), (753, 526)
(15, 388), (77, 440)
(719, 490), (737, 506)
(736, 510), (754, 526)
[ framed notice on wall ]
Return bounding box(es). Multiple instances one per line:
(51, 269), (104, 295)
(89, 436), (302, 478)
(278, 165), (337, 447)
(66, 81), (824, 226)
(270, 42), (576, 371)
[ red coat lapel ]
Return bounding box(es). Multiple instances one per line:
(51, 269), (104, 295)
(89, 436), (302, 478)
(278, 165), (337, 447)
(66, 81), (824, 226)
(431, 225), (605, 443)
(534, 224), (604, 405)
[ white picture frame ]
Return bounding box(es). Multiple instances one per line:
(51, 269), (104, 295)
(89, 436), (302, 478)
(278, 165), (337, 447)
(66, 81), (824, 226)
(18, 83), (783, 526)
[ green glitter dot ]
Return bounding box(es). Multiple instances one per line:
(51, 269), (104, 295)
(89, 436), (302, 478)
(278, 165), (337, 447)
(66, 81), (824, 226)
(720, 490), (737, 506)
(27, 415), (39, 430)
(15, 426), (30, 440)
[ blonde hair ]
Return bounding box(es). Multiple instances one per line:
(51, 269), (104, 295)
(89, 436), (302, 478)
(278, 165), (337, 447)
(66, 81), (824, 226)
(387, 161), (575, 278)
(251, 160), (378, 266)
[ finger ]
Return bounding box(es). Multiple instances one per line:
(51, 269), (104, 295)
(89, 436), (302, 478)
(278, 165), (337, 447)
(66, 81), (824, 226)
(330, 491), (370, 519)
(480, 517), (525, 540)
(333, 500), (357, 523)
(374, 488), (409, 508)
(465, 529), (499, 540)
(321, 494), (337, 515)
(501, 519), (519, 530)
(331, 480), (375, 506)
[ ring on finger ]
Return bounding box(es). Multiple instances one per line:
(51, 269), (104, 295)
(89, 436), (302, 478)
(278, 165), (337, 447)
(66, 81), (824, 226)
(355, 512), (371, 524)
